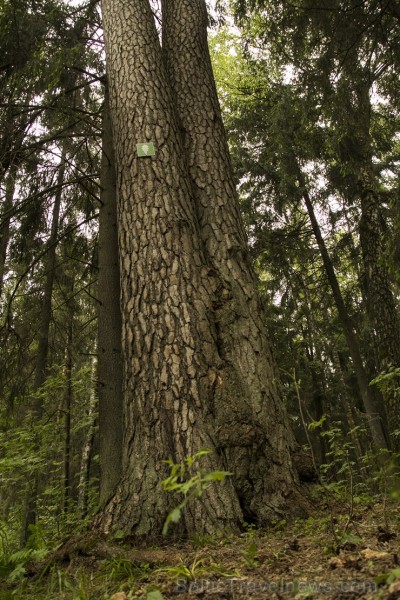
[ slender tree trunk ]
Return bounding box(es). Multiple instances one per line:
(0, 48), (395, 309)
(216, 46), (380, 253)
(78, 353), (98, 518)
(0, 165), (16, 300)
(301, 280), (328, 463)
(62, 295), (74, 515)
(162, 0), (301, 524)
(300, 181), (388, 450)
(358, 171), (400, 448)
(332, 350), (364, 461)
(337, 70), (400, 449)
(97, 86), (123, 505)
(21, 152), (66, 544)
(33, 155), (65, 392)
(98, 0), (302, 537)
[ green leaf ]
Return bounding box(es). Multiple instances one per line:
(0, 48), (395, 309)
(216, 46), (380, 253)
(162, 506), (182, 535)
(112, 529), (125, 540)
(169, 507), (181, 523)
(186, 448), (212, 466)
(202, 470), (232, 482)
(146, 590), (163, 600)
(308, 415), (327, 430)
(7, 563), (26, 582)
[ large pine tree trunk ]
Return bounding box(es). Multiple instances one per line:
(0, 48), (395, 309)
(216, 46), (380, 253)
(162, 0), (301, 525)
(97, 0), (303, 537)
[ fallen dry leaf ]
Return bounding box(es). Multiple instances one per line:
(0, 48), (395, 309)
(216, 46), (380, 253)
(388, 580), (400, 600)
(361, 548), (391, 560)
(328, 556), (344, 569)
(328, 553), (360, 570)
(389, 581), (400, 593)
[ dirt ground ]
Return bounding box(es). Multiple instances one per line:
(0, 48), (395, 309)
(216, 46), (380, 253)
(2, 499), (399, 599)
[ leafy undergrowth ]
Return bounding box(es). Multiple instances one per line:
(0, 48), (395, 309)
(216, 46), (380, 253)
(1, 500), (399, 600)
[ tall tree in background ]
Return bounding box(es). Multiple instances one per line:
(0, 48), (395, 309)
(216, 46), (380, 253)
(231, 0), (400, 448)
(0, 165), (17, 299)
(21, 150), (66, 543)
(97, 0), (302, 537)
(0, 0), (103, 545)
(333, 62), (400, 448)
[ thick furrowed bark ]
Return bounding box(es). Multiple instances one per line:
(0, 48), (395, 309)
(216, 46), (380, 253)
(162, 0), (302, 524)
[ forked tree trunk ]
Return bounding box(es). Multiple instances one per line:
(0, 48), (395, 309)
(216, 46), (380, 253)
(99, 0), (241, 537)
(98, 0), (302, 537)
(97, 86), (123, 505)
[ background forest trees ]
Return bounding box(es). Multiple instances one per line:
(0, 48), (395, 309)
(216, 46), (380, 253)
(0, 0), (399, 551)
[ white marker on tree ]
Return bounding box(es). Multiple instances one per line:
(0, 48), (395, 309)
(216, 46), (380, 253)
(137, 143), (155, 156)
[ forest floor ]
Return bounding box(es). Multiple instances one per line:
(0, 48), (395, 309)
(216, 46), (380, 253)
(1, 497), (399, 600)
